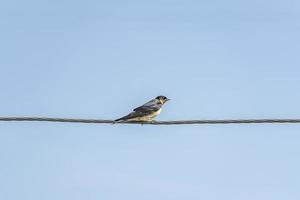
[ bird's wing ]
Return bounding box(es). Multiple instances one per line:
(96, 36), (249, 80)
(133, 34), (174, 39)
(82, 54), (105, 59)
(133, 99), (159, 112)
(115, 111), (145, 121)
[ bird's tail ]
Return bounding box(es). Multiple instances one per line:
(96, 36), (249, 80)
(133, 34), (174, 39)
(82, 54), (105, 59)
(114, 118), (124, 122)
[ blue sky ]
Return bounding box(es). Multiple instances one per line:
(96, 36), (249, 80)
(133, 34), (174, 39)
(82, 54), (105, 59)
(1, 0), (300, 199)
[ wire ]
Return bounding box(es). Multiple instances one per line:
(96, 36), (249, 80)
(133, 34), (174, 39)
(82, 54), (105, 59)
(1, 117), (300, 125)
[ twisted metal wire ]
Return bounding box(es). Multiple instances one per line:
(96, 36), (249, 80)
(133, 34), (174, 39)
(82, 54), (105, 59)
(1, 117), (300, 125)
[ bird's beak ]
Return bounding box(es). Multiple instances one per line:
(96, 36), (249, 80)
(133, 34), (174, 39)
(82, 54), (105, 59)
(166, 98), (171, 101)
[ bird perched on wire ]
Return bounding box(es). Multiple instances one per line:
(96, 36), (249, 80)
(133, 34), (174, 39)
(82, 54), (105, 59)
(115, 96), (170, 122)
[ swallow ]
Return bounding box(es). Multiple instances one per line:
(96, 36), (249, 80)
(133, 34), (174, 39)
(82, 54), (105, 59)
(115, 96), (170, 122)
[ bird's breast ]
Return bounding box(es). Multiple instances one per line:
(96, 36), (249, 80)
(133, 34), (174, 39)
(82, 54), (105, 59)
(149, 108), (161, 117)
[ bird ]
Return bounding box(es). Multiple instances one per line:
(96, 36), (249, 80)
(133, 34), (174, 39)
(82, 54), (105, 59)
(115, 95), (170, 122)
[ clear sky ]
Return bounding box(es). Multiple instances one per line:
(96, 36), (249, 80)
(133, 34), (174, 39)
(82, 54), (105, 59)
(1, 0), (300, 199)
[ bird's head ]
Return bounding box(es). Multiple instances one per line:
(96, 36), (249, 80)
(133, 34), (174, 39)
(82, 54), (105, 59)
(156, 95), (170, 104)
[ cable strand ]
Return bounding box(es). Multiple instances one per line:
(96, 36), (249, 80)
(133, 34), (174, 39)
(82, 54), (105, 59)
(1, 117), (300, 125)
